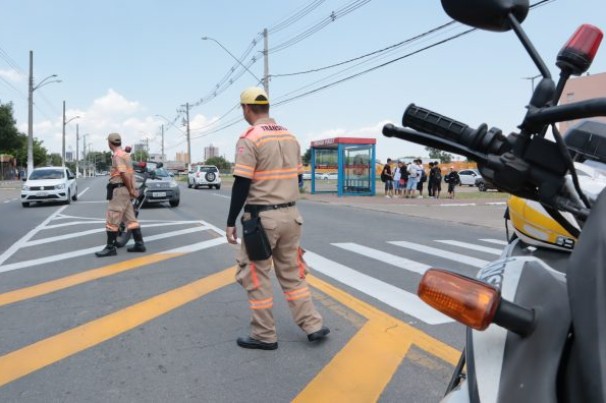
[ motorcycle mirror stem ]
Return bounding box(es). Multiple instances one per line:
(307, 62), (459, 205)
(418, 269), (535, 337)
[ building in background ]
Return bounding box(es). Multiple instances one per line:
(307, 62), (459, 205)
(204, 144), (219, 161)
(148, 153), (163, 163)
(176, 152), (189, 164)
(558, 72), (606, 135)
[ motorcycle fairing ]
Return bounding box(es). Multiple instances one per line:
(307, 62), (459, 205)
(464, 241), (569, 402)
(566, 188), (606, 402)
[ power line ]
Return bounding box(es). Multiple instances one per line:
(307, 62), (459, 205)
(272, 20), (457, 78)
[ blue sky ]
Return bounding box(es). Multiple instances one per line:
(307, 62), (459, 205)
(1, 0), (605, 165)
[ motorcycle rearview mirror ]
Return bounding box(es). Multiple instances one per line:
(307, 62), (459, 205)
(441, 0), (529, 32)
(556, 24), (604, 76)
(418, 269), (535, 336)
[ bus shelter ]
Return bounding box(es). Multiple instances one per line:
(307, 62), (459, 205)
(309, 137), (376, 196)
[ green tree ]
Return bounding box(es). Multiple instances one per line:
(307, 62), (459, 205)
(205, 156), (231, 171)
(425, 147), (453, 163)
(48, 153), (62, 166)
(302, 148), (312, 164)
(0, 103), (22, 152)
(13, 138), (48, 167)
(132, 149), (149, 162)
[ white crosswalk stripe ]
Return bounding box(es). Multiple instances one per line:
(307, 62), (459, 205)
(434, 240), (503, 255)
(389, 240), (490, 268)
(332, 242), (431, 275)
(479, 238), (508, 246)
(304, 251), (452, 325)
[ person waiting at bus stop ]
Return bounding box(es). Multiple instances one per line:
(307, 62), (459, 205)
(225, 87), (329, 350)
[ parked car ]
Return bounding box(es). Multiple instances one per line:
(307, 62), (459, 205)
(188, 165), (221, 189)
(138, 164), (180, 207)
(302, 172), (312, 180)
(21, 166), (78, 207)
(316, 172), (338, 180)
(475, 176), (499, 192)
(458, 168), (480, 186)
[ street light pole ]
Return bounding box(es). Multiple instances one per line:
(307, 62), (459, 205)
(523, 74), (542, 92)
(201, 36), (262, 84)
(27, 50), (61, 175)
(62, 100), (80, 167)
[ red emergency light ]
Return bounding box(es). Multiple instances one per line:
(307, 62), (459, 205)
(557, 24), (604, 75)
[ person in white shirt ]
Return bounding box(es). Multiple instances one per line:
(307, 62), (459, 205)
(405, 161), (419, 198)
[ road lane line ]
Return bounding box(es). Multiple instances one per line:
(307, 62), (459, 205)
(294, 320), (413, 403)
(0, 206), (67, 267)
(434, 240), (502, 255)
(0, 230), (225, 274)
(77, 187), (90, 199)
(480, 238), (508, 246)
(389, 241), (489, 268)
(304, 252), (451, 325)
(25, 223), (210, 247)
(332, 242), (430, 275)
(0, 267), (235, 388)
(298, 275), (460, 402)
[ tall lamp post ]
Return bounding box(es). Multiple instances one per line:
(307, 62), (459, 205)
(27, 51), (61, 174)
(62, 100), (80, 167)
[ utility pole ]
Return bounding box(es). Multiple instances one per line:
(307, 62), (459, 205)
(27, 52), (34, 175)
(182, 103), (191, 171)
(82, 134), (88, 177)
(161, 124), (165, 162)
(62, 101), (66, 167)
(77, 130), (80, 173)
(263, 28), (269, 95)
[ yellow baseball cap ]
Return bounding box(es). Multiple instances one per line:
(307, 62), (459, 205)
(107, 133), (122, 144)
(240, 87), (269, 105)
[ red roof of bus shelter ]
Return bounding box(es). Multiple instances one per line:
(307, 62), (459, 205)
(310, 137), (376, 148)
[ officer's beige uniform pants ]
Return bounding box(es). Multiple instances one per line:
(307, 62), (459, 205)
(236, 206), (323, 343)
(106, 187), (139, 232)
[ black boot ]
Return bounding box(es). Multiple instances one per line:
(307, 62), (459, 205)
(95, 231), (118, 257)
(127, 228), (146, 252)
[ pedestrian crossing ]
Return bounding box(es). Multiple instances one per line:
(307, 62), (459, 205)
(0, 205), (507, 326)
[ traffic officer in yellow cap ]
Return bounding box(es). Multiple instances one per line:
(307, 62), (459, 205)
(226, 87), (329, 350)
(95, 132), (146, 257)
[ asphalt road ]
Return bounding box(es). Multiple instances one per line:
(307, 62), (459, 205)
(0, 177), (508, 402)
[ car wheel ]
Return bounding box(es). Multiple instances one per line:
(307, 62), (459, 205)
(188, 180), (192, 189)
(22, 202), (30, 207)
(170, 199), (180, 207)
(72, 188), (78, 201)
(65, 190), (71, 204)
(478, 183), (487, 192)
(216, 184), (221, 190)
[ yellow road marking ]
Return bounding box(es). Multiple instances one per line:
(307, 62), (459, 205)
(294, 320), (413, 403)
(297, 275), (460, 401)
(0, 267), (236, 388)
(0, 253), (182, 308)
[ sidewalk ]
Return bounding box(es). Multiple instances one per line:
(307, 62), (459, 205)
(300, 190), (509, 230)
(0, 180), (22, 189)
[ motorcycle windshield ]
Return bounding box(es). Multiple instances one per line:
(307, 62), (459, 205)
(567, 188), (606, 401)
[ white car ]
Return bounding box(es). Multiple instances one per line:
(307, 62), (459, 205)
(316, 172), (338, 180)
(21, 167), (78, 207)
(458, 169), (481, 186)
(187, 165), (222, 189)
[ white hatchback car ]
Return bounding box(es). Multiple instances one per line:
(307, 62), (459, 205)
(21, 167), (78, 207)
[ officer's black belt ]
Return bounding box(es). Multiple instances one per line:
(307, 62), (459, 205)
(244, 201), (296, 215)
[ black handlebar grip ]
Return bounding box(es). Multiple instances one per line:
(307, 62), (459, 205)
(403, 104), (477, 146)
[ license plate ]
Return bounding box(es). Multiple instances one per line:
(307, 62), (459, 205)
(37, 192), (48, 197)
(152, 192), (166, 198)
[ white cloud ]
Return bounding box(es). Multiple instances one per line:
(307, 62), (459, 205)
(0, 69), (24, 83)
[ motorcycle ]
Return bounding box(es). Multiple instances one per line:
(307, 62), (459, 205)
(382, 0), (606, 401)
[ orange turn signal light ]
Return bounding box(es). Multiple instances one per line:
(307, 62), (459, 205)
(418, 269), (501, 330)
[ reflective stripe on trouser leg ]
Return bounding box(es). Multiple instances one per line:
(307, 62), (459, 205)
(235, 242), (277, 343)
(270, 207), (324, 335)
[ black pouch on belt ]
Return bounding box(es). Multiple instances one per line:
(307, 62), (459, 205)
(106, 183), (115, 200)
(241, 216), (272, 261)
